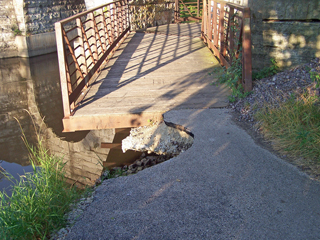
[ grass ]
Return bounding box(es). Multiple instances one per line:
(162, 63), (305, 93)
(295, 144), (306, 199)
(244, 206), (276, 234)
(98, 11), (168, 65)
(215, 57), (279, 102)
(0, 115), (84, 239)
(255, 93), (320, 162)
(215, 53), (251, 102)
(252, 58), (279, 80)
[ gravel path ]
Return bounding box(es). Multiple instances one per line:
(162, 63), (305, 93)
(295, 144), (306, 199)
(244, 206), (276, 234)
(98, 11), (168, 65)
(231, 58), (320, 123)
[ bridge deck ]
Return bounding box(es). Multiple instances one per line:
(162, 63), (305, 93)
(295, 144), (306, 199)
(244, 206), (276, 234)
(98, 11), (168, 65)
(65, 23), (229, 131)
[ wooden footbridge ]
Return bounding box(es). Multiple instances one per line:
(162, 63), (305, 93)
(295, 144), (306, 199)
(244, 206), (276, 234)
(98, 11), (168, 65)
(55, 0), (252, 132)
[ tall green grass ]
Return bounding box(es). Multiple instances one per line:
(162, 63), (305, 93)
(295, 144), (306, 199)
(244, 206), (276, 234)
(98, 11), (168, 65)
(255, 94), (320, 161)
(0, 116), (82, 239)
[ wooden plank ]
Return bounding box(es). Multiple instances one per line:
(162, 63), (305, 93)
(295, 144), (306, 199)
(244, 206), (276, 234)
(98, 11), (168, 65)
(63, 112), (164, 132)
(101, 143), (121, 149)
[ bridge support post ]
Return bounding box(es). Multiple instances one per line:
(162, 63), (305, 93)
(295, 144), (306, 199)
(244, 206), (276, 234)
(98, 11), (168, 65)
(242, 8), (252, 92)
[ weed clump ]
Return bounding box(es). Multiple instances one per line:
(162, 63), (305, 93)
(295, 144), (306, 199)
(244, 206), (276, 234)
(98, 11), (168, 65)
(255, 94), (320, 162)
(0, 117), (83, 239)
(253, 58), (279, 80)
(216, 55), (251, 102)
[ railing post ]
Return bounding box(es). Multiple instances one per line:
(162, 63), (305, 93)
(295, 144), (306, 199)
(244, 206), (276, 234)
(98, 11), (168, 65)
(207, 0), (212, 41)
(201, 0), (204, 36)
(197, 0), (200, 17)
(229, 7), (234, 64)
(126, 0), (130, 29)
(175, 0), (179, 22)
(219, 2), (225, 63)
(213, 2), (218, 47)
(55, 22), (71, 118)
(242, 8), (252, 92)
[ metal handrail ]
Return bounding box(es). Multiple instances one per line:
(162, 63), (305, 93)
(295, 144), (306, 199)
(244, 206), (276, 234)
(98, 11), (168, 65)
(55, 0), (131, 118)
(201, 0), (252, 91)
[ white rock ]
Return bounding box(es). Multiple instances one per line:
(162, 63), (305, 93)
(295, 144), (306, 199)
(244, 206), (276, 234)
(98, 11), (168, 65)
(122, 122), (193, 156)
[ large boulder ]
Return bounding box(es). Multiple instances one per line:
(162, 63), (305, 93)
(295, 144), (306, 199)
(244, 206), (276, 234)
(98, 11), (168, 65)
(122, 122), (193, 156)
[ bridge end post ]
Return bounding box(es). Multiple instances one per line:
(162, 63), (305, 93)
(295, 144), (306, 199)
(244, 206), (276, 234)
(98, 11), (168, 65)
(242, 8), (252, 92)
(55, 21), (71, 119)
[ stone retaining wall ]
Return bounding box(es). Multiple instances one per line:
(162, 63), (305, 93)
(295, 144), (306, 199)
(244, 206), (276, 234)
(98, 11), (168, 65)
(0, 0), (18, 57)
(0, 0), (86, 58)
(245, 0), (320, 70)
(24, 0), (86, 34)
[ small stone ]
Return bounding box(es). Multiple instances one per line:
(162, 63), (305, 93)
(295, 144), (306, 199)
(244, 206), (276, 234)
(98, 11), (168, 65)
(148, 156), (158, 161)
(137, 166), (143, 171)
(145, 159), (152, 166)
(103, 170), (110, 177)
(136, 160), (142, 166)
(129, 163), (137, 170)
(57, 228), (68, 236)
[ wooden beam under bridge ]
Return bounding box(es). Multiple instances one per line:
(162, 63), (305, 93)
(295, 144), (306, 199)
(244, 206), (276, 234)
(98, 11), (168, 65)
(62, 112), (164, 132)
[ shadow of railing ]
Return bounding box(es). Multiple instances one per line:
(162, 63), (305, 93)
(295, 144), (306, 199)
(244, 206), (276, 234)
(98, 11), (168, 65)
(75, 23), (212, 112)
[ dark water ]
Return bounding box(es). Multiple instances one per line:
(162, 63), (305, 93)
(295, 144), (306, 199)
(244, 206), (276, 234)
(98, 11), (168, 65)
(0, 53), (139, 192)
(0, 53), (77, 192)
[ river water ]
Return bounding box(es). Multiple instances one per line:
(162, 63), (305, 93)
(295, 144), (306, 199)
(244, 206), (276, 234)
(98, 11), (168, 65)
(0, 52), (140, 192)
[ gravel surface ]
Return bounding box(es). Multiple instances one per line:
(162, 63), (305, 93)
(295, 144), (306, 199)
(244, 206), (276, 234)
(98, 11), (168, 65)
(229, 58), (320, 179)
(230, 58), (320, 124)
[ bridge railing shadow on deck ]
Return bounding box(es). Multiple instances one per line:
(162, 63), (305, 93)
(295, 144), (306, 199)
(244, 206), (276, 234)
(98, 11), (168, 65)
(55, 0), (252, 132)
(75, 23), (207, 111)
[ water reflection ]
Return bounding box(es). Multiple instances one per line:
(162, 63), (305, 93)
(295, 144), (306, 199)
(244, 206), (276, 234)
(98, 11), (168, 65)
(0, 57), (35, 165)
(0, 161), (34, 193)
(0, 53), (140, 190)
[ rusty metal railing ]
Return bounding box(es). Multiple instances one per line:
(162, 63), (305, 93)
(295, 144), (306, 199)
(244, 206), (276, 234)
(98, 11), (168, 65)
(201, 0), (252, 91)
(55, 0), (130, 118)
(174, 0), (202, 22)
